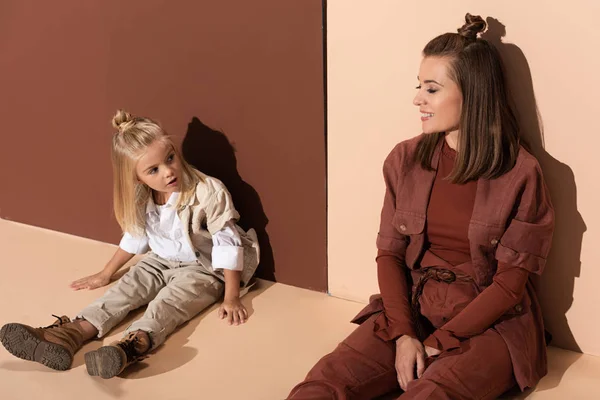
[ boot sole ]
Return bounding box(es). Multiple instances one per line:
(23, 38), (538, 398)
(0, 323), (72, 371)
(85, 346), (124, 379)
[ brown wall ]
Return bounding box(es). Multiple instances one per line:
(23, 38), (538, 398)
(0, 1), (327, 291)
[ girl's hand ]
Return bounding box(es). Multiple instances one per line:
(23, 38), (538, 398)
(70, 271), (111, 290)
(218, 297), (248, 326)
(425, 345), (442, 358)
(395, 335), (426, 391)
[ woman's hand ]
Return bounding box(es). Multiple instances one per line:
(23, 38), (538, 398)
(70, 271), (111, 290)
(218, 297), (248, 326)
(395, 335), (425, 391)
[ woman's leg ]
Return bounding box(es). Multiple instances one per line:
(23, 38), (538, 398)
(401, 329), (515, 400)
(289, 314), (400, 400)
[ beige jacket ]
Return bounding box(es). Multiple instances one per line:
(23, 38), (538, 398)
(178, 170), (260, 288)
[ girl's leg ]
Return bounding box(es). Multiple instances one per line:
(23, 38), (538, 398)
(126, 265), (224, 350)
(84, 264), (223, 378)
(0, 315), (92, 371)
(76, 257), (167, 338)
(72, 318), (99, 341)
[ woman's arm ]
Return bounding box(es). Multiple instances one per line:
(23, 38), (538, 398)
(375, 154), (417, 340)
(377, 250), (417, 339)
(423, 263), (529, 350)
(424, 159), (555, 351)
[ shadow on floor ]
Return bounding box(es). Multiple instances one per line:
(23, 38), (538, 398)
(0, 280), (277, 400)
(89, 280), (277, 384)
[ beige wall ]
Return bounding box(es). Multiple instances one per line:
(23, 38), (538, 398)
(327, 0), (600, 355)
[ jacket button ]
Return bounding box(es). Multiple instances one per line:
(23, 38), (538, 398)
(515, 304), (523, 313)
(195, 251), (200, 257)
(399, 224), (407, 231)
(490, 238), (499, 245)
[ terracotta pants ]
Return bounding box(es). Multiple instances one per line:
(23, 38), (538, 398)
(288, 314), (515, 400)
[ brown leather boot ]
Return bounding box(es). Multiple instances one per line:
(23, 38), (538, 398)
(84, 330), (151, 379)
(0, 315), (85, 371)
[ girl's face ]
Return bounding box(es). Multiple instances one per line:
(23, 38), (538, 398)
(135, 140), (182, 199)
(413, 56), (463, 135)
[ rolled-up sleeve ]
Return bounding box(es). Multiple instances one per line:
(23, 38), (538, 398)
(119, 232), (150, 254)
(205, 189), (241, 235)
(211, 220), (244, 271)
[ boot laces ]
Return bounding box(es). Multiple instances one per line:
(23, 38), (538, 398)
(117, 333), (148, 363)
(42, 314), (71, 329)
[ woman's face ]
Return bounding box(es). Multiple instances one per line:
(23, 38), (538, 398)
(413, 56), (463, 135)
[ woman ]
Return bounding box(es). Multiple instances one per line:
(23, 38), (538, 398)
(288, 13), (554, 400)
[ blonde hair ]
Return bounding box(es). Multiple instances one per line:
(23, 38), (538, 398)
(111, 109), (200, 235)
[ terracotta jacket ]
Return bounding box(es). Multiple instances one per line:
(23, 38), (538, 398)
(353, 134), (555, 390)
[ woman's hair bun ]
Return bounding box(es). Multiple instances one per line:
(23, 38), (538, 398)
(457, 13), (486, 40)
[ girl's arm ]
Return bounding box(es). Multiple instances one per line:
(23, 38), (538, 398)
(212, 221), (247, 325)
(100, 247), (136, 278)
(71, 231), (148, 290)
(70, 247), (134, 290)
(223, 269), (242, 300)
(218, 269), (247, 325)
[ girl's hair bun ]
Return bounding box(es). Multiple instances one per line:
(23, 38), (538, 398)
(112, 109), (134, 131)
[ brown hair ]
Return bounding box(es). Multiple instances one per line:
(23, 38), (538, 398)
(415, 13), (520, 183)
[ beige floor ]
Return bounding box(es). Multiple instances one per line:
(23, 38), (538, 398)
(0, 219), (598, 400)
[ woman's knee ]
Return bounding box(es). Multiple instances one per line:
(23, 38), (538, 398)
(288, 379), (348, 400)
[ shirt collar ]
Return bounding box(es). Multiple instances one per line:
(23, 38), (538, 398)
(146, 192), (180, 214)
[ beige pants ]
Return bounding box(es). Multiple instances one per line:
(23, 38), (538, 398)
(77, 253), (226, 350)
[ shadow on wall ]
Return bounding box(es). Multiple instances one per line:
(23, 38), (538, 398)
(482, 19), (586, 353)
(181, 117), (275, 282)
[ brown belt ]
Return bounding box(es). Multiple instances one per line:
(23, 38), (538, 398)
(411, 267), (472, 340)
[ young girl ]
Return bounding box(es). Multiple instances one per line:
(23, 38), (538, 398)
(289, 14), (554, 399)
(0, 110), (259, 378)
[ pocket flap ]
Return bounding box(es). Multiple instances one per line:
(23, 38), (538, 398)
(393, 211), (425, 235)
(468, 223), (504, 247)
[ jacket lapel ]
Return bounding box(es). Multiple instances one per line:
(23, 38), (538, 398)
(399, 138), (443, 217)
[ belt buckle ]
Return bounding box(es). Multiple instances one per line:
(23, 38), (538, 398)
(434, 268), (456, 282)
